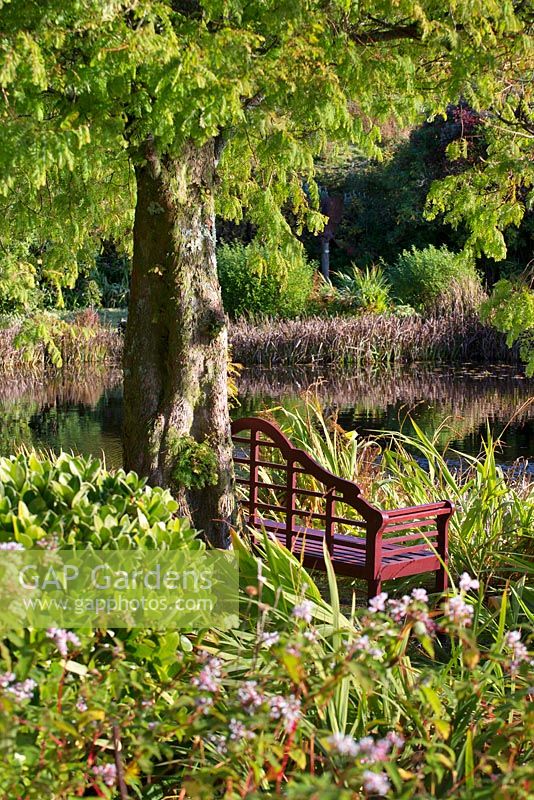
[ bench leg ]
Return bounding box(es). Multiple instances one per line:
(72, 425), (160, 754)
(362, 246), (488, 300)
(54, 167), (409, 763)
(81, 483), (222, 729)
(435, 566), (448, 594)
(367, 578), (382, 601)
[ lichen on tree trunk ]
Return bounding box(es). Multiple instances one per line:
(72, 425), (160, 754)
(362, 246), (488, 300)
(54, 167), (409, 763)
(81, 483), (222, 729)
(123, 138), (234, 547)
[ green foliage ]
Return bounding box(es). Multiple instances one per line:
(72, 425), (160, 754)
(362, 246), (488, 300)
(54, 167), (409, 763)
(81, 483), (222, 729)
(167, 432), (219, 491)
(12, 310), (109, 369)
(0, 451), (198, 550)
(387, 245), (483, 314)
(481, 278), (534, 375)
(0, 240), (40, 314)
(426, 125), (534, 262)
(217, 241), (315, 318)
(335, 264), (391, 314)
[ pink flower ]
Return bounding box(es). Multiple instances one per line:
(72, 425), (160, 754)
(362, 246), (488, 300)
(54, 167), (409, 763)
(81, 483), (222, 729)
(328, 732), (359, 757)
(368, 592), (388, 613)
(260, 631), (280, 648)
(292, 600), (313, 623)
(387, 595), (411, 623)
(3, 677), (36, 702)
(459, 573), (479, 593)
(92, 764), (117, 787)
(445, 595), (474, 626)
(229, 718), (255, 741)
(504, 630), (532, 675)
(269, 694), (301, 731)
(0, 672), (15, 688)
(46, 628), (81, 657)
(192, 656), (222, 693)
(386, 731), (405, 750)
(353, 635), (384, 659)
(237, 680), (264, 713)
(362, 770), (391, 796)
(411, 588), (428, 603)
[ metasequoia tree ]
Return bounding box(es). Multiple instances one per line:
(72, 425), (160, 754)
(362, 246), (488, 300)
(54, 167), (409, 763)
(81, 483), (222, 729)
(0, 1), (532, 543)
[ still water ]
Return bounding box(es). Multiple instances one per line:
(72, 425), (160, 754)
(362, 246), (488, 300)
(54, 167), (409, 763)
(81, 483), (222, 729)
(0, 364), (532, 472)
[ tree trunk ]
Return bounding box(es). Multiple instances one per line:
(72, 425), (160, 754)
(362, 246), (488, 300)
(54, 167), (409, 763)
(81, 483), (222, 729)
(123, 138), (234, 547)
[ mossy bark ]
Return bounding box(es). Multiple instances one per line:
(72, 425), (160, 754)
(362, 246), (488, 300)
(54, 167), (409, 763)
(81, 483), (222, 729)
(123, 139), (234, 547)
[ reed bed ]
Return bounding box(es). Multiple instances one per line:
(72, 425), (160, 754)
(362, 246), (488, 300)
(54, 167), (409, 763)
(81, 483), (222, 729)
(0, 313), (121, 373)
(0, 309), (523, 373)
(230, 312), (519, 368)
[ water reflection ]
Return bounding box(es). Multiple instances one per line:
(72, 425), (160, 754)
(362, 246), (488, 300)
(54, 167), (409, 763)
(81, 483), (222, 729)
(0, 369), (123, 469)
(0, 365), (532, 471)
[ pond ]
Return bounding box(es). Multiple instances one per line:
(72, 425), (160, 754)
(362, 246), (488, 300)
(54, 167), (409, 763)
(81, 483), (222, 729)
(0, 364), (532, 472)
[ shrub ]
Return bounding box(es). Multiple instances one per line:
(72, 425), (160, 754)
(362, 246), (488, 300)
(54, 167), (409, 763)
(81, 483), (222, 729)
(0, 451), (198, 549)
(217, 242), (315, 318)
(335, 264), (391, 314)
(387, 245), (485, 314)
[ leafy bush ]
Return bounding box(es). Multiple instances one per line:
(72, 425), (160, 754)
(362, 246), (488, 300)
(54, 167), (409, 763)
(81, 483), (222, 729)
(335, 264), (391, 314)
(0, 451), (198, 550)
(387, 245), (484, 314)
(217, 242), (315, 318)
(4, 310), (120, 370)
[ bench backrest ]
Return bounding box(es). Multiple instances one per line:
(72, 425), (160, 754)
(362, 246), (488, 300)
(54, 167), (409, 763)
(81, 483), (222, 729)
(231, 417), (383, 551)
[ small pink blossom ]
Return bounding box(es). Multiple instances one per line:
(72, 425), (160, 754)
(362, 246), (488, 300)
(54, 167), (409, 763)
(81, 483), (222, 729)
(229, 718), (255, 741)
(411, 588), (428, 603)
(0, 541), (24, 550)
(387, 595), (411, 623)
(328, 732), (359, 757)
(237, 680), (264, 713)
(76, 697), (88, 712)
(504, 630), (532, 675)
(353, 635), (384, 659)
(192, 656), (222, 693)
(386, 731), (405, 750)
(445, 595), (474, 626)
(46, 628), (81, 657)
(269, 694), (302, 731)
(292, 600), (313, 623)
(2, 675), (37, 702)
(260, 631), (280, 648)
(459, 573), (479, 593)
(368, 592), (388, 613)
(0, 671), (15, 688)
(92, 764), (117, 787)
(362, 770), (391, 796)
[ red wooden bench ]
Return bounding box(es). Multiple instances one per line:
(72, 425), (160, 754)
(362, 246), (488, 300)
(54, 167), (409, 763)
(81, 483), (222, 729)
(231, 417), (454, 599)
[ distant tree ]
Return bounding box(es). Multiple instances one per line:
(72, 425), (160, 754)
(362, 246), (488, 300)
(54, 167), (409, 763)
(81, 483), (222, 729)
(0, 1), (532, 542)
